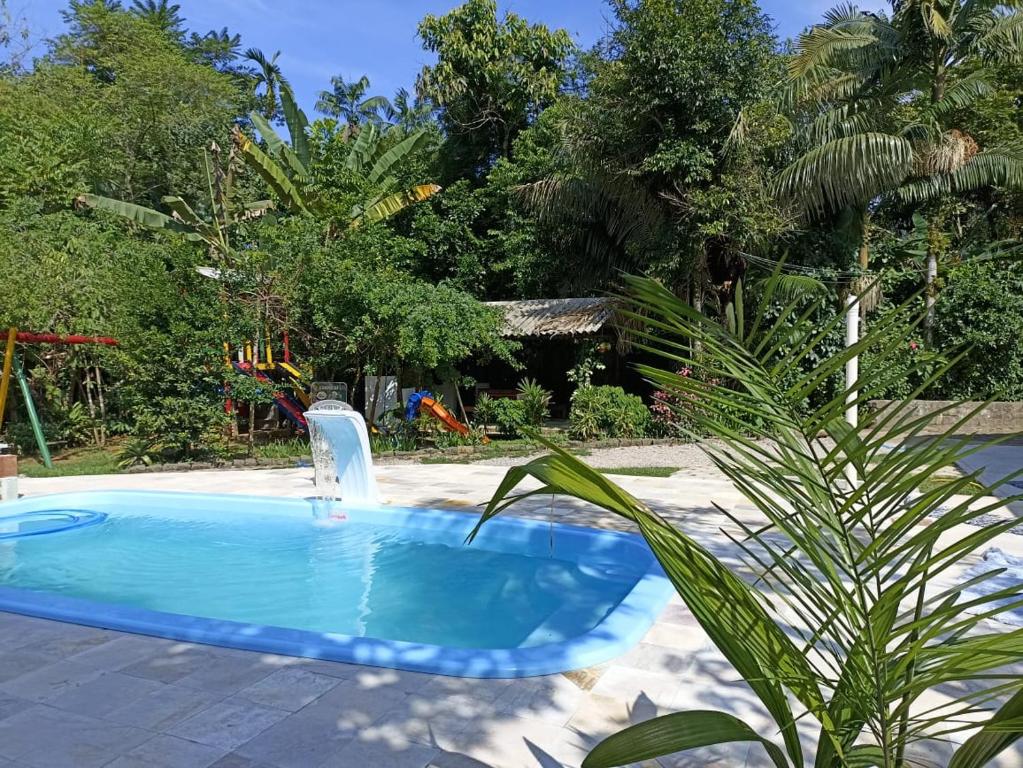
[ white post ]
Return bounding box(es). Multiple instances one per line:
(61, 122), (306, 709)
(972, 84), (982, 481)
(844, 292), (860, 488)
(844, 292), (860, 429)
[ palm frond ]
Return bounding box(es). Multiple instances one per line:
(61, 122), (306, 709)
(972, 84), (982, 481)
(473, 271), (1023, 766)
(775, 133), (914, 215)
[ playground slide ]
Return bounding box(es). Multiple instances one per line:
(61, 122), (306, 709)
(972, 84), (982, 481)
(418, 396), (470, 436)
(275, 361), (311, 407)
(232, 361), (308, 432)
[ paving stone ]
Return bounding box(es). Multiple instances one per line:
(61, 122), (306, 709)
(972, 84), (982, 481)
(231, 708), (356, 768)
(236, 667), (340, 712)
(492, 676), (586, 727)
(26, 626), (116, 659)
(655, 603), (696, 627)
(590, 666), (681, 709)
(68, 634), (179, 671)
(0, 704), (149, 766)
(613, 642), (695, 676)
(0, 693), (30, 721)
(0, 617), (80, 651)
(0, 651), (60, 685)
(560, 665), (608, 692)
(365, 693), (478, 751)
(417, 674), (514, 703)
(0, 660), (102, 704)
(175, 654), (275, 696)
(427, 753), (496, 768)
(118, 644), (215, 684)
(348, 666), (437, 695)
(639, 622), (708, 652)
(440, 716), (589, 768)
(47, 670), (166, 718)
(105, 683), (223, 730)
(105, 734), (229, 768)
(208, 754), (276, 768)
(566, 693), (663, 748)
(321, 734), (440, 768)
(166, 697), (290, 751)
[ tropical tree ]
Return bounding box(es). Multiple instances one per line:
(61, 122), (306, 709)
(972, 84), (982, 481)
(235, 88), (440, 231)
(474, 271), (1023, 767)
(243, 47), (288, 120)
(315, 74), (391, 134)
(517, 0), (785, 304)
(76, 142), (272, 265)
(775, 1), (1023, 335)
(416, 0), (574, 177)
(385, 87), (433, 131)
(129, 0), (184, 40)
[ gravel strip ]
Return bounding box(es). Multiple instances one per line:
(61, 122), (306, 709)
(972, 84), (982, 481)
(470, 441), (726, 475)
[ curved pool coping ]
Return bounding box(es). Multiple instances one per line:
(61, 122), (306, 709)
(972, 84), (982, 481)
(0, 490), (674, 678)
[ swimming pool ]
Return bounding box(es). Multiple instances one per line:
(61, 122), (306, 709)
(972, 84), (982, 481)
(0, 491), (671, 677)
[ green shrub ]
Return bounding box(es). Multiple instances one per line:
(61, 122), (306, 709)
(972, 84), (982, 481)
(932, 260), (1023, 400)
(492, 397), (528, 436)
(569, 385), (651, 440)
(516, 377), (551, 427)
(472, 392), (495, 429)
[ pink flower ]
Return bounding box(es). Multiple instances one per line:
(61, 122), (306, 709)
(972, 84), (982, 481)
(909, 342), (919, 352)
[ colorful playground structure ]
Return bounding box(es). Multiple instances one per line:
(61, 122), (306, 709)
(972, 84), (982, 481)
(226, 332), (311, 433)
(404, 389), (483, 442)
(0, 329), (119, 468)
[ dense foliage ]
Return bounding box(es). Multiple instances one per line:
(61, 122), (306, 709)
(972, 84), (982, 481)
(1, 0), (1021, 458)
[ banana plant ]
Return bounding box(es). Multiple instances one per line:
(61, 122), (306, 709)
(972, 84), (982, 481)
(471, 270), (1023, 768)
(76, 144), (272, 264)
(233, 86), (440, 231)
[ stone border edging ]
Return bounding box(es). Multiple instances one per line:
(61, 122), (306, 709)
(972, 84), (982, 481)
(118, 436), (688, 474)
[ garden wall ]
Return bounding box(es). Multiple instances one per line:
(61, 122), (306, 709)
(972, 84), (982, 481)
(868, 400), (1023, 435)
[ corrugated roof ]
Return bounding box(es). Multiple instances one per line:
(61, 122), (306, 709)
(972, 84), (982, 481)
(486, 297), (617, 338)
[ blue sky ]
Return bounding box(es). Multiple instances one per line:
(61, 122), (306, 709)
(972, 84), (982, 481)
(18, 0), (885, 115)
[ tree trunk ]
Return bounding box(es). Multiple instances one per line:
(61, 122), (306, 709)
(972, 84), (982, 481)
(95, 366), (107, 446)
(691, 264), (704, 356)
(82, 367), (100, 446)
(368, 371), (383, 425)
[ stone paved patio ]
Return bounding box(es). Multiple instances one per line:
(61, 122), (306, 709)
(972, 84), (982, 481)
(0, 462), (1019, 767)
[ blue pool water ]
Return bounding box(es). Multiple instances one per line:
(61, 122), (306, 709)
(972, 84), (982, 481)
(0, 491), (672, 677)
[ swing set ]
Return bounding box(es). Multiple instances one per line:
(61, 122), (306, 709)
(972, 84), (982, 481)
(0, 328), (119, 468)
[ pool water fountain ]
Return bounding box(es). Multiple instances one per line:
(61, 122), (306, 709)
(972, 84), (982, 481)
(305, 400), (379, 517)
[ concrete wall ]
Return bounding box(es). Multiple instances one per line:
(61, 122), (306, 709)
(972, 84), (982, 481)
(868, 400), (1023, 435)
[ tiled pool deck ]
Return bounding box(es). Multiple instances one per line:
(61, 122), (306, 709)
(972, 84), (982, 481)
(1, 463), (1020, 768)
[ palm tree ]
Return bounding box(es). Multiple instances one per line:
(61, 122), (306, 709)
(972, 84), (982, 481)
(187, 27), (242, 71)
(775, 1), (1023, 335)
(129, 0), (184, 40)
(474, 271), (1023, 768)
(384, 87), (433, 131)
(315, 74), (391, 134)
(243, 48), (288, 121)
(235, 87), (440, 232)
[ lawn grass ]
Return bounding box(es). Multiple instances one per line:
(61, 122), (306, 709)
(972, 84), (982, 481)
(17, 445), (121, 478)
(417, 438), (580, 464)
(918, 475), (987, 495)
(598, 466), (680, 478)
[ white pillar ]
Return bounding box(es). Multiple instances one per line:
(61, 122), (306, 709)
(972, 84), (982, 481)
(845, 292), (859, 429)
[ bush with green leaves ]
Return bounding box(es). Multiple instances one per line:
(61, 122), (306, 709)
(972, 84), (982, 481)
(492, 397), (528, 436)
(116, 437), (164, 469)
(932, 260), (1023, 401)
(475, 274), (1023, 768)
(569, 385), (651, 441)
(472, 392), (496, 431)
(516, 377), (551, 428)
